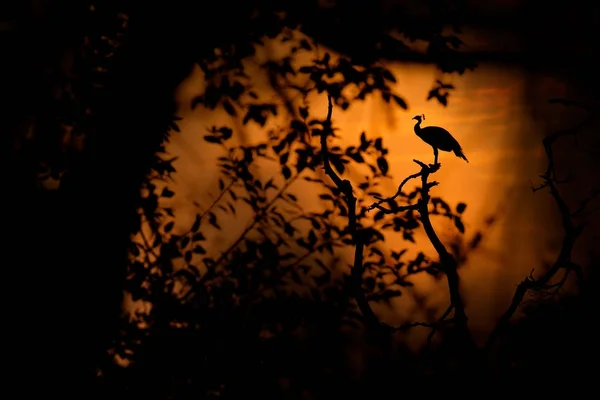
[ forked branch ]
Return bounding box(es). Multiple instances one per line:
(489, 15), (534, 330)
(485, 99), (598, 351)
(320, 95), (472, 345)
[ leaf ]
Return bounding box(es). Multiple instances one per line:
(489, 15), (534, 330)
(192, 232), (205, 241)
(456, 202), (467, 214)
(290, 119), (307, 133)
(360, 132), (367, 145)
(181, 236), (190, 248)
(168, 122), (180, 132)
(296, 152), (308, 172)
(308, 230), (317, 247)
(219, 126), (233, 139)
(284, 223), (295, 236)
(184, 251), (192, 263)
(193, 245), (206, 254)
(371, 247), (383, 257)
(392, 95), (407, 109)
(391, 249), (408, 260)
(191, 214), (201, 232)
(208, 212), (220, 229)
(164, 221), (174, 233)
(279, 152), (289, 165)
(377, 157), (389, 175)
(153, 234), (162, 247)
(161, 187), (175, 198)
(299, 106), (309, 119)
(204, 135), (221, 144)
(348, 152), (364, 163)
(222, 100), (237, 116)
(282, 166), (291, 180)
(380, 289), (402, 301)
(382, 69), (396, 82)
(438, 94), (448, 106)
(454, 217), (465, 233)
(299, 39), (312, 50)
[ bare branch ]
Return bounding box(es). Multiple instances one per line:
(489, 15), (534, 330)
(485, 99), (598, 351)
(370, 203), (419, 214)
(426, 305), (455, 345)
(367, 170), (422, 212)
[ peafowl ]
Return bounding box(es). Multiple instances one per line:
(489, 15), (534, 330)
(412, 114), (468, 165)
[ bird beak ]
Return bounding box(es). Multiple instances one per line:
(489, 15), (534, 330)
(412, 117), (417, 120)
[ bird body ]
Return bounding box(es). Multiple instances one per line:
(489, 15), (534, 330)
(412, 114), (468, 163)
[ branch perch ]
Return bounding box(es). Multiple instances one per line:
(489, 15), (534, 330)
(320, 95), (473, 346)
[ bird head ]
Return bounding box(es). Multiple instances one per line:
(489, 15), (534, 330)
(412, 114), (425, 122)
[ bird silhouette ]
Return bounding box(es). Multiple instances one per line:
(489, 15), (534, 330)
(412, 114), (468, 165)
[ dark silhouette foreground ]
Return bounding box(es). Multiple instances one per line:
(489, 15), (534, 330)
(2, 1), (599, 398)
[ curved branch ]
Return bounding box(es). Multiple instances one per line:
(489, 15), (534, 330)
(320, 95), (378, 326)
(484, 101), (597, 351)
(412, 160), (476, 349)
(367, 170), (421, 213)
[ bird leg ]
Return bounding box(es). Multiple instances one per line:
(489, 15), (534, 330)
(432, 147), (439, 167)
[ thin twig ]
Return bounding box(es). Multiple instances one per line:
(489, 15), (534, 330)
(213, 172), (302, 266)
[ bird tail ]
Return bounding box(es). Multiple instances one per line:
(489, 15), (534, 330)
(454, 148), (469, 163)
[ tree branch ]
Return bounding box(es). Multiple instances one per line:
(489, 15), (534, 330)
(366, 169), (422, 215)
(320, 95), (473, 346)
(213, 170), (303, 267)
(319, 95), (382, 327)
(362, 158), (477, 348)
(484, 99), (598, 351)
(412, 160), (476, 349)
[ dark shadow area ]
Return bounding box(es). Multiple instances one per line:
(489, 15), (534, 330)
(2, 0), (599, 397)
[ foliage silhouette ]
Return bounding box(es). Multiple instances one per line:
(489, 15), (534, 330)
(99, 2), (480, 395)
(119, 58), (476, 396)
(5, 0), (599, 397)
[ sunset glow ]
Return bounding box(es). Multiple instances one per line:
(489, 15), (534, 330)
(125, 35), (578, 347)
